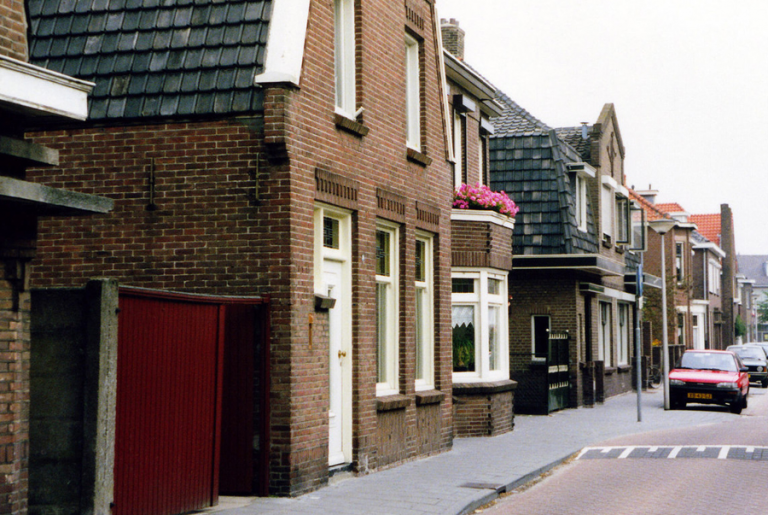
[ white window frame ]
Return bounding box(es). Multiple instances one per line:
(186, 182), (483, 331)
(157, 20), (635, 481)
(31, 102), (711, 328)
(675, 241), (685, 283)
(415, 231), (434, 391)
(452, 109), (464, 187)
(575, 174), (588, 232)
(376, 220), (400, 396)
(334, 0), (355, 118)
(598, 301), (612, 366)
(405, 34), (420, 151)
(601, 183), (614, 241)
(617, 303), (630, 366)
(708, 259), (721, 295)
(451, 268), (509, 383)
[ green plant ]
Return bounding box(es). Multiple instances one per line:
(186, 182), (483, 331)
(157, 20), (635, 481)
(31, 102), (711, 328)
(735, 315), (747, 338)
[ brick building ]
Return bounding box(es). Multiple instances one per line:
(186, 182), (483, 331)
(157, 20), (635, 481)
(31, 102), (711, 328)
(0, 1), (111, 513)
(441, 19), (516, 436)
(24, 0), (454, 511)
(491, 103), (646, 412)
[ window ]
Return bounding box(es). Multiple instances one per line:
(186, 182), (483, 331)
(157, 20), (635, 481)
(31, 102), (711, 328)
(677, 312), (685, 346)
(675, 242), (684, 282)
(599, 301), (612, 365)
(376, 222), (399, 395)
(415, 232), (434, 390)
(405, 34), (421, 151)
(601, 184), (613, 242)
(692, 314), (701, 349)
(616, 196), (630, 243)
(334, 0), (355, 118)
(452, 110), (464, 186)
(531, 315), (550, 359)
(708, 259), (721, 295)
(618, 303), (630, 365)
(575, 175), (587, 232)
(479, 129), (488, 185)
(452, 270), (508, 381)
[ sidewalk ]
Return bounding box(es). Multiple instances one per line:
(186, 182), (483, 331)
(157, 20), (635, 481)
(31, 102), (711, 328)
(204, 390), (738, 515)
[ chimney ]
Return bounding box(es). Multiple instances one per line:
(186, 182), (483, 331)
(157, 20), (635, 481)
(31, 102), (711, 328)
(635, 184), (659, 204)
(441, 18), (465, 60)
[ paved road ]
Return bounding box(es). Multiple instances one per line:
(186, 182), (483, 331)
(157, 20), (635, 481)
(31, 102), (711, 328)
(477, 389), (768, 515)
(202, 388), (742, 515)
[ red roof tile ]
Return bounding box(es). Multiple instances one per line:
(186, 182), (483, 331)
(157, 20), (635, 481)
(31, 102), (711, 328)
(655, 202), (686, 214)
(690, 214), (721, 246)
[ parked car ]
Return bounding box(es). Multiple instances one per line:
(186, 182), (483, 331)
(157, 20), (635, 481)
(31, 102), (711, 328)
(726, 345), (768, 387)
(669, 350), (749, 414)
(744, 342), (768, 361)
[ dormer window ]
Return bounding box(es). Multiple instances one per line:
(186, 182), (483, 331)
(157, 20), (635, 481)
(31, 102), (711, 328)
(566, 162), (595, 233)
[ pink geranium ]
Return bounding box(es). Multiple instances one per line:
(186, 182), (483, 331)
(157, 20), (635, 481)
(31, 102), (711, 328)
(453, 183), (519, 217)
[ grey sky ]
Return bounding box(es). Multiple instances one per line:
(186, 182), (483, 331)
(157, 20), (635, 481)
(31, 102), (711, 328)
(436, 0), (768, 254)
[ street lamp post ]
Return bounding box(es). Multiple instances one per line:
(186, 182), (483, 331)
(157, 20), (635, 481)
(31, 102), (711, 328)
(649, 218), (676, 410)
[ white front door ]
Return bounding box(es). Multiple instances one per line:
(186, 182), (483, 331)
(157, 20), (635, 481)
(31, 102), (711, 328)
(324, 261), (345, 465)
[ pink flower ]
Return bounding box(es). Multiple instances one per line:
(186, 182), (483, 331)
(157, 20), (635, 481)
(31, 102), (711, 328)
(453, 183), (519, 217)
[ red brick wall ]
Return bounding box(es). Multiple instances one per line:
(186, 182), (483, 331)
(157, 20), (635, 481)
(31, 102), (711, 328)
(451, 218), (514, 270)
(453, 389), (514, 437)
(27, 0), (454, 497)
(0, 0), (27, 61)
(0, 278), (29, 515)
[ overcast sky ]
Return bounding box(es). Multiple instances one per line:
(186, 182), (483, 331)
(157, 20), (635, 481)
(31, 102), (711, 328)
(436, 0), (768, 255)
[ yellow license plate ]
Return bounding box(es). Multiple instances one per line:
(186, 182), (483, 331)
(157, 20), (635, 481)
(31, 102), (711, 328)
(688, 392), (712, 399)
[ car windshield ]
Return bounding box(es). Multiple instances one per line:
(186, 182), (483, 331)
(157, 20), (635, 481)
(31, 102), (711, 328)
(728, 346), (764, 360)
(679, 352), (737, 372)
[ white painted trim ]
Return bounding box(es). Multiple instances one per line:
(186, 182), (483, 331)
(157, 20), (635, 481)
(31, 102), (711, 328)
(598, 285), (636, 303)
(451, 208), (515, 229)
(0, 55), (93, 120)
(434, 7), (456, 164)
(694, 242), (726, 258)
(253, 0), (309, 87)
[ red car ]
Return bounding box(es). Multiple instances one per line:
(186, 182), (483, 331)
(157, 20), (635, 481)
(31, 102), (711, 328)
(668, 350), (750, 414)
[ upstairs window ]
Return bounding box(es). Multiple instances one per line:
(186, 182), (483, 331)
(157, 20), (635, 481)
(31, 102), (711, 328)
(575, 175), (588, 232)
(675, 242), (684, 282)
(334, 0), (355, 118)
(405, 34), (421, 151)
(453, 110), (464, 186)
(601, 184), (614, 242)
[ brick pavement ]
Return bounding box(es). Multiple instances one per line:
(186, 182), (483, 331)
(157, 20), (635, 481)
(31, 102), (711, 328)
(202, 389), (742, 515)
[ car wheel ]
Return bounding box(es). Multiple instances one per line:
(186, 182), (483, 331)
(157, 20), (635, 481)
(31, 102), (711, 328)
(730, 399), (743, 414)
(742, 394), (748, 410)
(671, 400), (685, 410)
(761, 378), (768, 388)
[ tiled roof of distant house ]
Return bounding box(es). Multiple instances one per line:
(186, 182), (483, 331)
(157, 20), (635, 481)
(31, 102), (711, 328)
(656, 202), (686, 214)
(27, 0), (271, 121)
(690, 214), (721, 246)
(629, 189), (670, 222)
(737, 254), (768, 288)
(492, 91), (550, 135)
(554, 126), (591, 161)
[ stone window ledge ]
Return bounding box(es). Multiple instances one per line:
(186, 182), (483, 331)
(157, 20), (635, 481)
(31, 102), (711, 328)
(453, 379), (517, 396)
(415, 390), (445, 406)
(335, 113), (369, 137)
(376, 394), (411, 412)
(406, 147), (432, 166)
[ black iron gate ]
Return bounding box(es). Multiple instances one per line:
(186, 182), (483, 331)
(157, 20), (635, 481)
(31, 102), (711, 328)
(547, 331), (570, 412)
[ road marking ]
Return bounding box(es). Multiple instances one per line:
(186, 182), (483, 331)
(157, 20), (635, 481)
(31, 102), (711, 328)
(577, 445), (768, 461)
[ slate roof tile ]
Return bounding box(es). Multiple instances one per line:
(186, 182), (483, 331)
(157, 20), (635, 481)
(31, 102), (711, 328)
(29, 0), (269, 121)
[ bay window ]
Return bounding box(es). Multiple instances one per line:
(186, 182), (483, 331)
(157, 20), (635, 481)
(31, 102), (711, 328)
(452, 269), (509, 382)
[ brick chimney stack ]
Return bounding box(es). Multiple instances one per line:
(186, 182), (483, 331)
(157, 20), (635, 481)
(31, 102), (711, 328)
(0, 0), (29, 61)
(441, 18), (465, 60)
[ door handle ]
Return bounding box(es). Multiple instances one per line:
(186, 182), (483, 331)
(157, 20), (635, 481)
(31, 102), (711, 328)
(338, 350), (347, 359)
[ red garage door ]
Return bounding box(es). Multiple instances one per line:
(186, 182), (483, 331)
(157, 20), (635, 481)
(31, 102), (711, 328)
(114, 288), (268, 515)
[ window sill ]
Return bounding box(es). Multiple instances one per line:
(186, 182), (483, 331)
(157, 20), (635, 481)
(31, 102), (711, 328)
(604, 367), (616, 376)
(415, 390), (445, 406)
(602, 238), (613, 249)
(617, 364), (632, 373)
(335, 113), (369, 137)
(406, 147), (432, 166)
(376, 394), (411, 412)
(453, 379), (517, 395)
